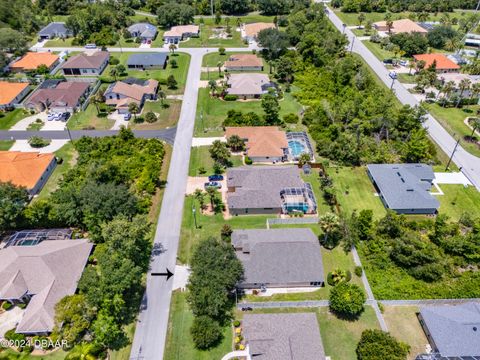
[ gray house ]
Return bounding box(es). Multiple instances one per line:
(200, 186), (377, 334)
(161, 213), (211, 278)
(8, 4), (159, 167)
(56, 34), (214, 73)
(126, 53), (168, 70)
(418, 303), (480, 358)
(60, 51), (109, 76)
(242, 313), (326, 360)
(127, 23), (157, 41)
(38, 22), (72, 40)
(226, 166), (317, 215)
(367, 164), (440, 215)
(233, 228), (324, 289)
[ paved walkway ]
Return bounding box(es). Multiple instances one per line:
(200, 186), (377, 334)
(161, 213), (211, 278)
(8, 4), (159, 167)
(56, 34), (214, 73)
(433, 172), (473, 186)
(380, 298), (480, 306)
(191, 136), (225, 146)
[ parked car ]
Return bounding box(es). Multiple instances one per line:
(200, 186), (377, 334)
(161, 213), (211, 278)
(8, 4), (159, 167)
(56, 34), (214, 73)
(399, 60), (408, 66)
(389, 71), (398, 80)
(47, 113), (56, 121)
(204, 181), (221, 189)
(123, 113), (131, 121)
(59, 112), (70, 121)
(208, 175), (224, 181)
(85, 43), (97, 49)
(383, 59), (393, 64)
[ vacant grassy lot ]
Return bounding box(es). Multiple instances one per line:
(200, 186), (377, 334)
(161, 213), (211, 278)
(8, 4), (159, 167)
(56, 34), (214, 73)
(329, 166), (386, 219)
(383, 305), (428, 359)
(436, 184), (480, 221)
(164, 291), (233, 360)
(188, 145), (243, 176)
(67, 103), (115, 130)
(130, 100), (181, 130)
(183, 24), (245, 48)
(0, 109), (30, 130)
(0, 140), (14, 150)
(195, 88), (303, 136)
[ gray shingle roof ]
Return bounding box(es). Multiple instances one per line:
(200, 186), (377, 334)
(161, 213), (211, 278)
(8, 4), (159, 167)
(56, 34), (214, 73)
(126, 53), (168, 67)
(227, 166), (304, 209)
(233, 228), (324, 286)
(38, 22), (71, 37)
(242, 313), (326, 360)
(127, 23), (157, 38)
(420, 303), (480, 357)
(367, 163), (440, 211)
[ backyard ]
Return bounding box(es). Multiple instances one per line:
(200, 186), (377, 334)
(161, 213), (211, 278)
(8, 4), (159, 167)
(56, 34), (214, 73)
(0, 109), (31, 130)
(188, 145), (243, 177)
(436, 183), (480, 220)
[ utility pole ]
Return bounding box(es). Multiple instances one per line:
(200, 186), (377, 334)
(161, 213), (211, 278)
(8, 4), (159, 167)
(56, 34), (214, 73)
(350, 36), (355, 53)
(211, 0), (214, 16)
(445, 136), (461, 171)
(192, 205), (198, 229)
(66, 126), (73, 142)
(200, 108), (205, 133)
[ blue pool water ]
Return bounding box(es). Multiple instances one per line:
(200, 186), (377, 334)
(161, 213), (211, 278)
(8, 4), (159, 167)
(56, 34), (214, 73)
(288, 140), (306, 157)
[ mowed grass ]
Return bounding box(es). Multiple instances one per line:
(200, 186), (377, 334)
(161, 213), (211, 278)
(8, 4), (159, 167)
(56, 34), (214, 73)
(67, 102), (115, 130)
(0, 349), (68, 359)
(130, 100), (181, 130)
(182, 24), (246, 48)
(164, 291), (233, 360)
(329, 166), (386, 219)
(0, 140), (14, 150)
(0, 109), (30, 130)
(382, 305), (428, 360)
(188, 145), (243, 176)
(436, 184), (480, 221)
(195, 88), (303, 136)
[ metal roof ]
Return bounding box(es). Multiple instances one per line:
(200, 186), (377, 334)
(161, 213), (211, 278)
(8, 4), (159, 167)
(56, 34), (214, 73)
(126, 53), (168, 67)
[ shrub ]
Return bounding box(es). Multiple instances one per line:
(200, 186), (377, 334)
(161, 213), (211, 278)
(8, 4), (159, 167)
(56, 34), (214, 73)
(244, 156), (252, 165)
(133, 116), (144, 124)
(356, 329), (410, 360)
(224, 94), (238, 101)
(145, 111), (157, 123)
(109, 57), (120, 65)
(2, 301), (13, 310)
(327, 269), (351, 286)
(190, 316), (223, 349)
(28, 136), (51, 148)
(5, 328), (25, 342)
(18, 302), (27, 309)
(355, 266), (363, 277)
(233, 320), (240, 327)
(221, 224), (233, 242)
(219, 47), (226, 55)
(198, 166), (206, 174)
(283, 113), (299, 124)
(329, 282), (366, 318)
(170, 59), (178, 68)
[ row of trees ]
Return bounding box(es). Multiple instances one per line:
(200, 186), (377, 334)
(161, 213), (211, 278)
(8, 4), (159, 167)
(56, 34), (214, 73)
(333, 0), (477, 13)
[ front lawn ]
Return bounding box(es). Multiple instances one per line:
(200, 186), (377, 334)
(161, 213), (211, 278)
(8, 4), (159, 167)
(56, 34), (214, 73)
(195, 88), (303, 136)
(436, 184), (480, 221)
(0, 140), (14, 150)
(164, 291), (233, 360)
(0, 108), (31, 130)
(129, 100), (181, 130)
(188, 145), (243, 176)
(182, 24), (246, 48)
(67, 103), (115, 130)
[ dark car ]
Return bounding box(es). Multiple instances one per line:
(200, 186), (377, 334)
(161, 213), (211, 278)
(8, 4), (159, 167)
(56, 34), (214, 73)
(204, 181), (221, 189)
(208, 175), (224, 181)
(383, 59), (393, 64)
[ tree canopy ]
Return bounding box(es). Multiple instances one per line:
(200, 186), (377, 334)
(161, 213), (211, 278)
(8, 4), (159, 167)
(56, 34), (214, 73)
(356, 329), (410, 360)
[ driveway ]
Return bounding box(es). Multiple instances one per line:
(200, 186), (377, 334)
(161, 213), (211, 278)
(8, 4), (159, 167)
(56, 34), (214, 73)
(191, 136), (226, 147)
(10, 112), (67, 131)
(10, 139), (69, 153)
(108, 111), (129, 130)
(434, 172), (473, 186)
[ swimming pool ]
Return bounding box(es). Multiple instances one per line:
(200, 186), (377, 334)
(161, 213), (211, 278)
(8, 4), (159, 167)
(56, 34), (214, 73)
(288, 140), (306, 157)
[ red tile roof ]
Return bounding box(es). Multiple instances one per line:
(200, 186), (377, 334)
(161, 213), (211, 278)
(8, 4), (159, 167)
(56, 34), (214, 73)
(413, 54), (460, 71)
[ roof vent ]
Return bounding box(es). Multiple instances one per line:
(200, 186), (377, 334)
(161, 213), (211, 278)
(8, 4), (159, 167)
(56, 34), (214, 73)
(474, 327), (478, 332)
(406, 188), (414, 192)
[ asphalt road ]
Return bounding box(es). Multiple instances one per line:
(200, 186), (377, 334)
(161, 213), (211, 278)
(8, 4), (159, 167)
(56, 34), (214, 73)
(325, 7), (480, 191)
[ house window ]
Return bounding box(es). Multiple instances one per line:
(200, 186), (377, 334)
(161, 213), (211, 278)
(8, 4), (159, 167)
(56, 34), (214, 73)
(82, 69), (87, 74)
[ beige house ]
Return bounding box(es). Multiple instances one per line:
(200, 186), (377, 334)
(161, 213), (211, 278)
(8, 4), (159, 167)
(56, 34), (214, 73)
(163, 25), (200, 44)
(226, 73), (275, 99)
(242, 22), (275, 42)
(373, 19), (428, 35)
(224, 54), (263, 71)
(104, 78), (158, 114)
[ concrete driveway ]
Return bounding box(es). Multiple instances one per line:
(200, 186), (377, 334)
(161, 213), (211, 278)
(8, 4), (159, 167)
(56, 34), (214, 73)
(10, 139), (69, 153)
(10, 112), (67, 131)
(108, 111), (130, 130)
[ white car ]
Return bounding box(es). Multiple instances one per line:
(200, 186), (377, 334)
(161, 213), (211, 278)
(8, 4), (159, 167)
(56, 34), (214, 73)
(85, 43), (97, 49)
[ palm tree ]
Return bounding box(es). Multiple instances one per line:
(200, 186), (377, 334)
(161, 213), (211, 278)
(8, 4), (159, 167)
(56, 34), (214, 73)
(91, 91), (104, 115)
(109, 66), (118, 81)
(319, 213), (340, 245)
(216, 61), (223, 76)
(208, 79), (217, 96)
(417, 12), (429, 22)
(158, 89), (166, 106)
(456, 78), (472, 107)
(386, 19), (394, 34)
(470, 82), (480, 103)
(128, 102), (140, 120)
(227, 134), (244, 152)
(441, 81), (456, 106)
(206, 187), (217, 211)
(469, 117), (480, 138)
(193, 189), (206, 210)
(65, 343), (99, 360)
(357, 12), (366, 28)
(408, 61), (415, 75)
(169, 43), (177, 54)
(364, 20), (372, 34)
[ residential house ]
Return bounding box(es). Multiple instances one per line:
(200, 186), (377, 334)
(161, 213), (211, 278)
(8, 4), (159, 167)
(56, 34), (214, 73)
(0, 82), (30, 110)
(241, 313), (326, 360)
(60, 51), (109, 76)
(438, 72), (480, 100)
(413, 54), (460, 73)
(10, 52), (60, 73)
(418, 303), (480, 358)
(225, 126), (288, 163)
(163, 25), (200, 44)
(25, 79), (91, 113)
(373, 19), (428, 35)
(127, 23), (157, 42)
(226, 166), (317, 215)
(226, 73), (275, 99)
(233, 228), (324, 289)
(367, 163), (440, 215)
(38, 22), (72, 40)
(465, 33), (480, 47)
(104, 78), (158, 114)
(242, 22), (275, 42)
(0, 239), (93, 334)
(224, 54), (263, 71)
(0, 151), (56, 195)
(126, 53), (168, 70)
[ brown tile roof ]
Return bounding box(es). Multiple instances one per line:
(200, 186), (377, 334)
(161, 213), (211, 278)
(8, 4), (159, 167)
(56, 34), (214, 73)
(105, 79), (158, 109)
(0, 82), (29, 105)
(27, 81), (90, 109)
(164, 25), (199, 37)
(10, 52), (59, 71)
(373, 19), (428, 34)
(225, 126), (288, 157)
(413, 54), (460, 71)
(61, 51), (109, 69)
(0, 151), (55, 190)
(224, 54), (263, 68)
(244, 22), (275, 38)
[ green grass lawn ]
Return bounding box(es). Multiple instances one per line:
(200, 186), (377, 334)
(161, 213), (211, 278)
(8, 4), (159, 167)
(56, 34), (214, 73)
(195, 88), (303, 136)
(183, 24), (246, 48)
(362, 40), (398, 61)
(436, 184), (480, 221)
(329, 166), (387, 219)
(0, 140), (14, 150)
(397, 72), (416, 84)
(35, 142), (76, 201)
(301, 170), (335, 215)
(67, 103), (115, 130)
(202, 51), (263, 67)
(129, 100), (181, 130)
(188, 145), (243, 176)
(0, 349), (68, 359)
(383, 305), (428, 360)
(0, 109), (30, 130)
(164, 291), (233, 360)
(425, 103), (480, 157)
(105, 52), (190, 94)
(44, 37), (75, 47)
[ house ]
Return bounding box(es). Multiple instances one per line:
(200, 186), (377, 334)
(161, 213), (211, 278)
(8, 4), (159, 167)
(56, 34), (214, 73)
(242, 313), (326, 360)
(413, 54), (460, 73)
(25, 80), (91, 113)
(127, 23), (157, 42)
(438, 72), (480, 99)
(225, 126), (288, 163)
(226, 166), (317, 215)
(10, 52), (60, 73)
(226, 73), (275, 99)
(0, 82), (30, 110)
(233, 228), (324, 289)
(465, 33), (480, 47)
(163, 25), (200, 44)
(367, 164), (440, 215)
(0, 239), (93, 334)
(60, 51), (109, 76)
(224, 54), (263, 71)
(38, 22), (72, 40)
(418, 303), (480, 358)
(373, 19), (428, 35)
(126, 53), (168, 70)
(242, 22), (275, 42)
(0, 151), (56, 195)
(104, 78), (158, 114)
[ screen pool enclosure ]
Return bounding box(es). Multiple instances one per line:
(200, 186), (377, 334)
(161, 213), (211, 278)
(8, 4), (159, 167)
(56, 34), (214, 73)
(280, 183), (317, 214)
(286, 132), (314, 161)
(4, 229), (73, 247)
